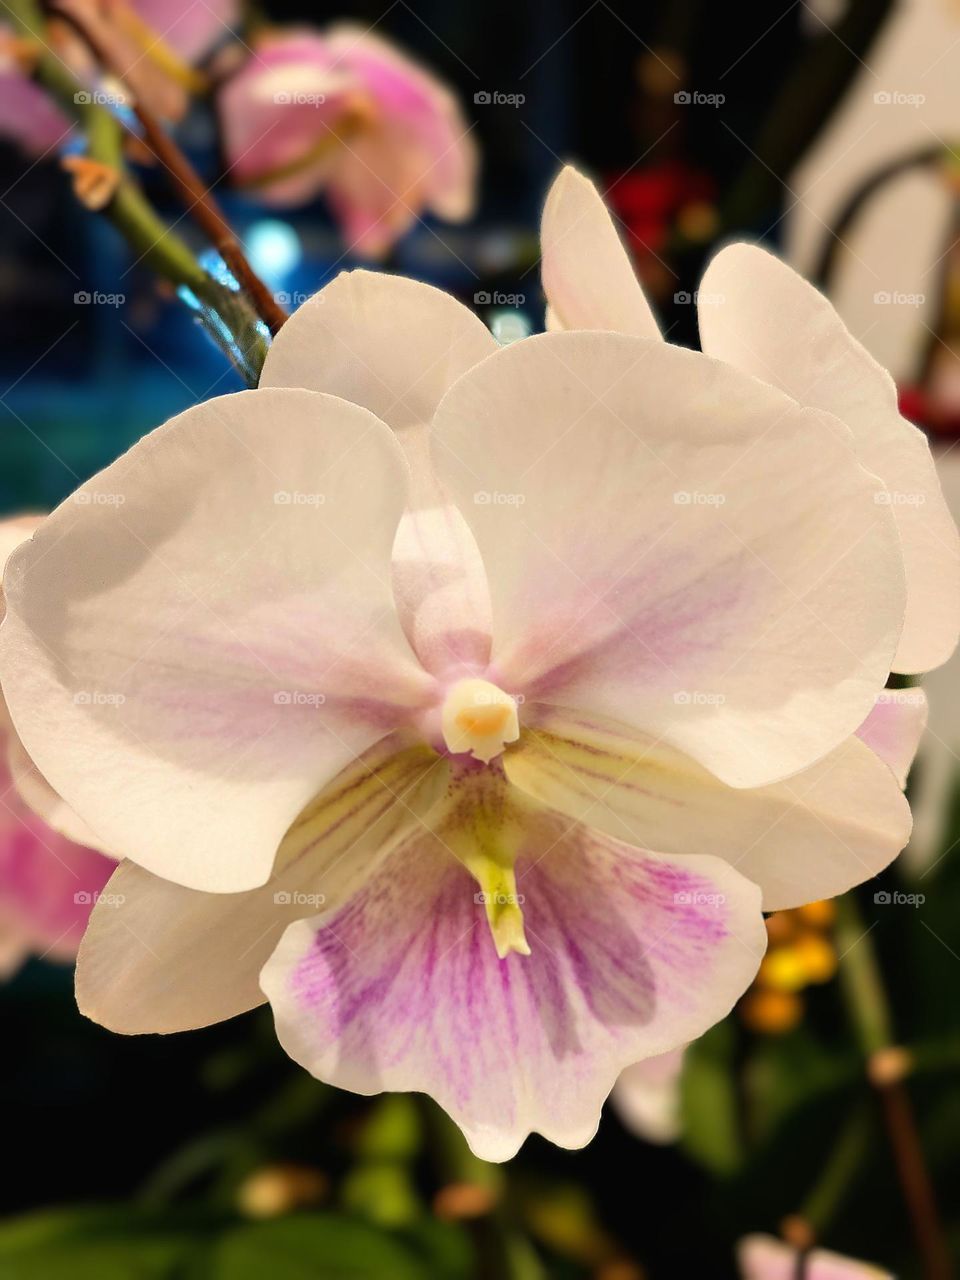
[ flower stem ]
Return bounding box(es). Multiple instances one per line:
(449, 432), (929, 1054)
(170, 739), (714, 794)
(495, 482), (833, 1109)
(50, 0), (288, 337)
(834, 893), (950, 1280)
(8, 0), (269, 382)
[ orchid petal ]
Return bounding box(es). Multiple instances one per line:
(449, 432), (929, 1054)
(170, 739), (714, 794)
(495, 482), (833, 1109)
(505, 707), (911, 911)
(699, 243), (960, 674)
(611, 1047), (685, 1144)
(856, 688), (927, 788)
(433, 331), (905, 788)
(77, 738), (446, 1033)
(0, 388), (433, 894)
(261, 812), (764, 1162)
(261, 270), (497, 675)
(0, 706), (114, 970)
(541, 165), (661, 338)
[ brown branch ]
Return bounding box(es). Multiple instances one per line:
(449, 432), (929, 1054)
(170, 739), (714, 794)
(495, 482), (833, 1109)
(50, 0), (288, 337)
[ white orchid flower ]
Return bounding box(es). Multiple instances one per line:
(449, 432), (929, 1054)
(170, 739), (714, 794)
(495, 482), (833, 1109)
(542, 164), (960, 677)
(0, 249), (932, 1159)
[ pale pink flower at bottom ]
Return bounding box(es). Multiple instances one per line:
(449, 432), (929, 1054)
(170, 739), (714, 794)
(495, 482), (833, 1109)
(0, 269), (926, 1160)
(218, 25), (477, 257)
(738, 1233), (893, 1279)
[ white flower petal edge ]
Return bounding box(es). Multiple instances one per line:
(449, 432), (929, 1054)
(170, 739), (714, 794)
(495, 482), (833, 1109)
(698, 243), (960, 676)
(505, 707), (912, 912)
(0, 388), (435, 893)
(260, 270), (496, 678)
(541, 165), (661, 339)
(611, 1047), (685, 1144)
(261, 814), (765, 1163)
(76, 736), (447, 1033)
(432, 330), (906, 789)
(855, 688), (927, 789)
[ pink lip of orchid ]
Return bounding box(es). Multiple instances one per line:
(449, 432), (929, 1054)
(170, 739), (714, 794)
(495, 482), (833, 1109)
(738, 1233), (894, 1279)
(0, 0), (237, 156)
(0, 245), (940, 1160)
(217, 25), (477, 258)
(0, 516), (116, 977)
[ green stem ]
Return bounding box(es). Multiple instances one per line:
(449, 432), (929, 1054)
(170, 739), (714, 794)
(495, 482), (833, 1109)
(834, 894), (950, 1280)
(799, 1103), (871, 1236)
(8, 0), (269, 382)
(835, 894), (893, 1055)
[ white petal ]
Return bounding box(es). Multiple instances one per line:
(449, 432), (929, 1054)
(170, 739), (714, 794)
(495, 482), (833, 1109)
(699, 243), (960, 674)
(541, 166), (661, 338)
(0, 388), (433, 894)
(77, 738), (447, 1032)
(261, 271), (497, 673)
(432, 330), (905, 788)
(505, 707), (911, 912)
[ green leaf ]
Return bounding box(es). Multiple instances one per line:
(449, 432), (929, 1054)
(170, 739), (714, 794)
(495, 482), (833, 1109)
(0, 1205), (219, 1280)
(211, 1215), (433, 1280)
(680, 1020), (744, 1175)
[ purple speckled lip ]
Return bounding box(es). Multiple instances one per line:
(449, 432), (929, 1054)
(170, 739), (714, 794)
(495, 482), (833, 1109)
(263, 800), (762, 1161)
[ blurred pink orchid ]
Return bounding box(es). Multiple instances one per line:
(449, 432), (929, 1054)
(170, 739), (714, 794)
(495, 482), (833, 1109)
(218, 25), (477, 257)
(0, 0), (236, 156)
(738, 1233), (893, 1279)
(0, 516), (115, 976)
